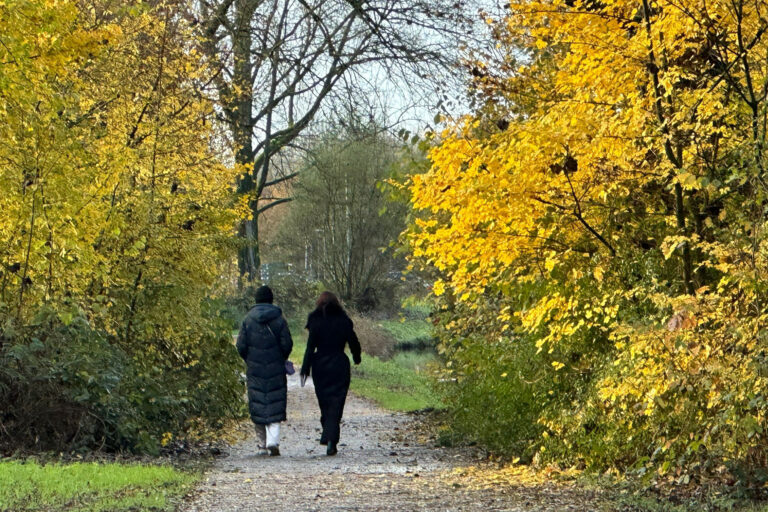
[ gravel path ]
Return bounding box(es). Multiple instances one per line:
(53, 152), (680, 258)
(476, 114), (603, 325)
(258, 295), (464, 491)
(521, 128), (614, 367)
(183, 372), (608, 512)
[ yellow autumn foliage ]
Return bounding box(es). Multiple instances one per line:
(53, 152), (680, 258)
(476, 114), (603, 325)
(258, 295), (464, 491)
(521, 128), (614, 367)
(0, 0), (246, 452)
(1, 0), (242, 336)
(408, 0), (768, 477)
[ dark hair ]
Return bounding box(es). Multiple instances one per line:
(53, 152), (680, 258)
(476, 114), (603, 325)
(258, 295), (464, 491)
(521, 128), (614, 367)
(254, 285), (274, 304)
(315, 291), (344, 316)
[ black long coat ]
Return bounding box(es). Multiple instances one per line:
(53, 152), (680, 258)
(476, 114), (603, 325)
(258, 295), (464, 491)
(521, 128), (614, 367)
(300, 308), (361, 444)
(236, 304), (293, 424)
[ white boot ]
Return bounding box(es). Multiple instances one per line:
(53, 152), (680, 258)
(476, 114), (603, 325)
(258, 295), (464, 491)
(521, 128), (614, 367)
(266, 423), (281, 456)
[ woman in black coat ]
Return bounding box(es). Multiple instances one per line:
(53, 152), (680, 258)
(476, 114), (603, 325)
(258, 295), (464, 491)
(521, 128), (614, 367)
(236, 285), (293, 456)
(300, 291), (361, 456)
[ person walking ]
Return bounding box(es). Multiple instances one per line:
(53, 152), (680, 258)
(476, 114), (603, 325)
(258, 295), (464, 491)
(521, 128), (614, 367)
(236, 285), (293, 456)
(300, 291), (362, 456)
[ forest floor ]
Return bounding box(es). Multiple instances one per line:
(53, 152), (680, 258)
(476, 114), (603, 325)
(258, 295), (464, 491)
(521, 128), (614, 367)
(182, 372), (612, 512)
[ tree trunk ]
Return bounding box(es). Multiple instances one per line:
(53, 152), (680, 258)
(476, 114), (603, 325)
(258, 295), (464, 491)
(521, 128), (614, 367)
(233, 0), (259, 281)
(238, 218), (259, 281)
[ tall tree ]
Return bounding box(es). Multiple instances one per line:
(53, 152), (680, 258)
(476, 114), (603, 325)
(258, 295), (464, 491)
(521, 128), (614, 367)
(0, 0), (245, 452)
(197, 0), (472, 279)
(406, 0), (768, 476)
(277, 119), (406, 304)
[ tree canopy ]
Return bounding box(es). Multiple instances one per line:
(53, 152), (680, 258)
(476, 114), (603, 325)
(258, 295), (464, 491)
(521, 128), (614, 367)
(274, 120), (406, 306)
(0, 0), (244, 453)
(406, 0), (768, 478)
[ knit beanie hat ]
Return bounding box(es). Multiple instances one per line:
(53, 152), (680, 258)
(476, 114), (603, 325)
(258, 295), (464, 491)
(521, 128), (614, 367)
(254, 285), (274, 304)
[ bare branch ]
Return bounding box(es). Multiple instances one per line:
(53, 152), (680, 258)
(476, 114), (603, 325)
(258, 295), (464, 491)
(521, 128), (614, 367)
(257, 197), (293, 213)
(265, 172), (299, 187)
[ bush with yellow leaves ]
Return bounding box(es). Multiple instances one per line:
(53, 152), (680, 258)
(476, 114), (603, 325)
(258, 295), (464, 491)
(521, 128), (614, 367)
(406, 0), (768, 483)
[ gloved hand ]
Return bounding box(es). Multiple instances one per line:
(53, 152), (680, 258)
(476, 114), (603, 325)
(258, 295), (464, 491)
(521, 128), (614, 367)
(353, 354), (361, 365)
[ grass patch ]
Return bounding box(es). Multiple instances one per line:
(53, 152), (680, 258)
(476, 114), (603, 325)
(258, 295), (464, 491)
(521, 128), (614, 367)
(0, 460), (197, 511)
(378, 318), (431, 345)
(362, 306), (440, 411)
(350, 354), (441, 411)
(401, 297), (432, 318)
(389, 350), (437, 372)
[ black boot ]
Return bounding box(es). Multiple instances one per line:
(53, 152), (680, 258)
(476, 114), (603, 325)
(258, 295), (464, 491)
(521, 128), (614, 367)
(319, 434), (328, 446)
(326, 442), (337, 456)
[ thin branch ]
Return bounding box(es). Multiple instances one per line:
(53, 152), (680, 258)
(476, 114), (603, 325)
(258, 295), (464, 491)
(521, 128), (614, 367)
(257, 197), (293, 214)
(565, 171), (616, 256)
(265, 172), (299, 187)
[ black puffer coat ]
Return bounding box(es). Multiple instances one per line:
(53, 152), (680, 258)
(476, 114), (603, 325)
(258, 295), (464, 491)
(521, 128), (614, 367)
(236, 304), (293, 424)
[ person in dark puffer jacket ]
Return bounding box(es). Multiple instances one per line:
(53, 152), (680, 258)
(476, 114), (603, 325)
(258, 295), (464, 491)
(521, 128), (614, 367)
(236, 285), (293, 456)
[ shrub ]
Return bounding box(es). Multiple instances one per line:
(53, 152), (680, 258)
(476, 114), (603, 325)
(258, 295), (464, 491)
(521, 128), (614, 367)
(431, 298), (557, 460)
(0, 0), (246, 454)
(0, 306), (245, 454)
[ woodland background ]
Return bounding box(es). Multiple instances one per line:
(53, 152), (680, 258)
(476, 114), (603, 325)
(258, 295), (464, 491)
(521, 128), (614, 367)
(4, 0), (768, 496)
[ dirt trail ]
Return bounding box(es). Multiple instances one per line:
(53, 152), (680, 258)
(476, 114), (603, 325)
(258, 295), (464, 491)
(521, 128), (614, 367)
(183, 372), (606, 512)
